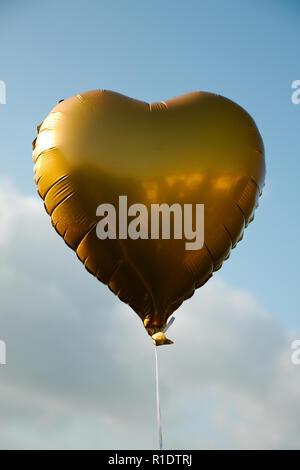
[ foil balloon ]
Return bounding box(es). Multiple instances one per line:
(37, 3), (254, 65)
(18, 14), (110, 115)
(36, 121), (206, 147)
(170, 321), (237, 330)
(32, 90), (265, 344)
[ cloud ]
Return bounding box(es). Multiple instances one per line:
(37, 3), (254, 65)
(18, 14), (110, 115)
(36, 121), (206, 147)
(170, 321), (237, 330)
(0, 178), (299, 449)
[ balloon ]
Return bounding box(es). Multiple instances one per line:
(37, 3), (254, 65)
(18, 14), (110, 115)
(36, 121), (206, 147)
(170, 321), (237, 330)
(32, 90), (265, 344)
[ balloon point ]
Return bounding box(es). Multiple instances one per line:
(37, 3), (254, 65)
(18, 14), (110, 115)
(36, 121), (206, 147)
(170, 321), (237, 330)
(152, 332), (174, 346)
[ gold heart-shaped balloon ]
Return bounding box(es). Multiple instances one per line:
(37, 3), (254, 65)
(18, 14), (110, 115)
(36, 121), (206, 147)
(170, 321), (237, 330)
(33, 90), (265, 341)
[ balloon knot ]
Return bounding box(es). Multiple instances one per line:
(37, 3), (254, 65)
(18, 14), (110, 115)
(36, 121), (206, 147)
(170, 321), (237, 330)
(152, 332), (174, 346)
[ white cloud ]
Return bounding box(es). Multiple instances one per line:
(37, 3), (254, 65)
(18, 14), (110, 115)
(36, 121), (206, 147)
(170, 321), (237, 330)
(0, 178), (299, 449)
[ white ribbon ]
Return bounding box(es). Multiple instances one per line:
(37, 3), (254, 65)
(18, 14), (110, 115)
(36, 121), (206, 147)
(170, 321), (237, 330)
(163, 316), (175, 333)
(154, 346), (163, 450)
(154, 316), (175, 450)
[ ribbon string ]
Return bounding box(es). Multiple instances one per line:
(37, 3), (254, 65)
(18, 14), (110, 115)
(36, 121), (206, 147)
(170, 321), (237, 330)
(154, 316), (175, 450)
(154, 345), (163, 450)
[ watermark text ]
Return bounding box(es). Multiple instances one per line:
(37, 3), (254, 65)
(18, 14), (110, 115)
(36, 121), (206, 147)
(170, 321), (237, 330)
(291, 80), (300, 104)
(0, 340), (6, 365)
(0, 80), (6, 104)
(96, 196), (204, 250)
(291, 340), (300, 365)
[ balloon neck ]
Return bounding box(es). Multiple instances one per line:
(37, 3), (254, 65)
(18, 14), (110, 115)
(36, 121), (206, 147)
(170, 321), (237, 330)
(143, 316), (174, 346)
(152, 331), (174, 346)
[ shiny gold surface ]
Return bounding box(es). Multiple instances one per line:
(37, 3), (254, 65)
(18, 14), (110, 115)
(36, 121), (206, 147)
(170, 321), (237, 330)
(33, 90), (265, 340)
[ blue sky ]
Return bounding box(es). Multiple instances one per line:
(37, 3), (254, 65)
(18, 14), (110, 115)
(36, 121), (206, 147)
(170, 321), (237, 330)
(0, 0), (300, 450)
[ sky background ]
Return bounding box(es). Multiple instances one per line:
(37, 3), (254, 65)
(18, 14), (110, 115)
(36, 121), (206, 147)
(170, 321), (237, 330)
(0, 0), (299, 450)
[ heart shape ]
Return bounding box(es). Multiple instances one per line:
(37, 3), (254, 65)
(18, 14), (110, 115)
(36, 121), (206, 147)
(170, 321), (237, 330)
(33, 90), (265, 338)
